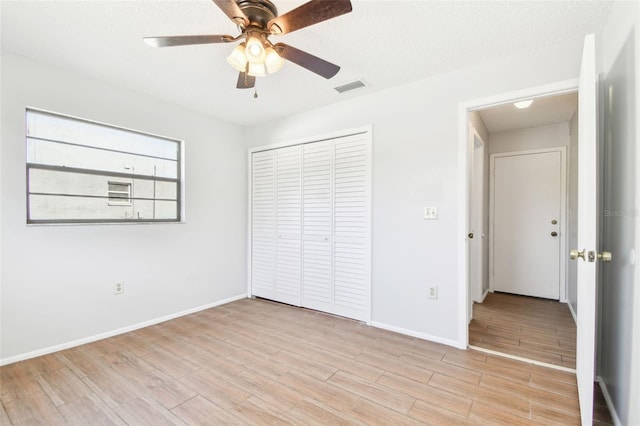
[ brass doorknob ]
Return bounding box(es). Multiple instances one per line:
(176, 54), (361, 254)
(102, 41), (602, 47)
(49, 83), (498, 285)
(570, 249), (585, 260)
(551, 231), (558, 237)
(598, 251), (613, 262)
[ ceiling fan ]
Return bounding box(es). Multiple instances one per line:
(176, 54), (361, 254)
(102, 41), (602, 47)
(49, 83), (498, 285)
(144, 0), (352, 89)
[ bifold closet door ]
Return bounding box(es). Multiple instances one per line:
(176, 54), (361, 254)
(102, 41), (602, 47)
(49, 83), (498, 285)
(250, 146), (302, 306)
(251, 150), (276, 299)
(251, 132), (371, 322)
(332, 134), (371, 321)
(274, 146), (303, 306)
(301, 141), (333, 313)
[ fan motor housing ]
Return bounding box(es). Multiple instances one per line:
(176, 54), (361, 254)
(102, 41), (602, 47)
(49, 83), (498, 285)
(237, 0), (278, 28)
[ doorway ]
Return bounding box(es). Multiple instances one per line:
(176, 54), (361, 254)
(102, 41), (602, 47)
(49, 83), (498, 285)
(460, 86), (579, 369)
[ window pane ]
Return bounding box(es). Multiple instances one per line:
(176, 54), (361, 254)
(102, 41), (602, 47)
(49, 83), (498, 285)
(108, 182), (130, 192)
(26, 108), (182, 224)
(153, 200), (179, 220)
(29, 194), (178, 221)
(27, 110), (178, 160)
(29, 194), (134, 221)
(27, 138), (178, 179)
(30, 168), (119, 198)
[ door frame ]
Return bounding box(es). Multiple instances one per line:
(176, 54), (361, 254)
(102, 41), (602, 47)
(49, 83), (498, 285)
(488, 147), (568, 301)
(468, 127), (486, 321)
(457, 79), (578, 348)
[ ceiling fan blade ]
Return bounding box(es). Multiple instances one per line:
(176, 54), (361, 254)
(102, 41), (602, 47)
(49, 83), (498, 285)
(212, 0), (249, 27)
(268, 0), (352, 35)
(276, 43), (340, 79)
(237, 72), (256, 89)
(144, 35), (233, 48)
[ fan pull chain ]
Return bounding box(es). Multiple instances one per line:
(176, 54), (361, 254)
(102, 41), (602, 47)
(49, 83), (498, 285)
(253, 80), (258, 99)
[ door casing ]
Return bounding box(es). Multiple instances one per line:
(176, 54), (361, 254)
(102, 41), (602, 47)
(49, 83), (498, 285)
(457, 79), (579, 349)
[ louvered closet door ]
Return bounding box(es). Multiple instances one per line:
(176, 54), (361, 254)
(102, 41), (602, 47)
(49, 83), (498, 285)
(274, 146), (302, 306)
(301, 141), (333, 312)
(250, 131), (371, 321)
(251, 150), (276, 299)
(332, 134), (371, 321)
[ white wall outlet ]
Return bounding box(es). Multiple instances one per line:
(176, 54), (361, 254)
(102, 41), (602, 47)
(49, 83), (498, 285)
(428, 286), (438, 299)
(424, 206), (438, 220)
(114, 282), (124, 295)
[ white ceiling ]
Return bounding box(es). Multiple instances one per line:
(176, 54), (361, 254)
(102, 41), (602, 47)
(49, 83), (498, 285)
(478, 91), (579, 134)
(1, 1), (612, 127)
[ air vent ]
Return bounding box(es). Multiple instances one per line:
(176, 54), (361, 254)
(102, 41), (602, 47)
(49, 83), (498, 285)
(334, 80), (367, 94)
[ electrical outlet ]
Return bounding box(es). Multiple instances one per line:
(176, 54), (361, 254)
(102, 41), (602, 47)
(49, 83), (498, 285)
(428, 286), (438, 299)
(114, 282), (124, 295)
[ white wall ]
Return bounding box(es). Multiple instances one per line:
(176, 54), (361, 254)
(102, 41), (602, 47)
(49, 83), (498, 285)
(246, 38), (585, 345)
(0, 52), (248, 363)
(489, 122), (570, 154)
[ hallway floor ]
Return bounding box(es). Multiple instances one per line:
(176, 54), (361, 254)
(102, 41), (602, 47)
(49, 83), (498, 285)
(470, 292), (576, 369)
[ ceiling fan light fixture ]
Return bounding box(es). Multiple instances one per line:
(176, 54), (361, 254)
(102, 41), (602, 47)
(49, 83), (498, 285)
(226, 42), (247, 72)
(264, 46), (284, 74)
(245, 35), (266, 64)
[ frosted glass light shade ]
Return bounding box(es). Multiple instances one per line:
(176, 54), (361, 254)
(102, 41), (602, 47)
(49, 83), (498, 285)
(226, 43), (247, 72)
(265, 47), (284, 74)
(247, 62), (266, 77)
(245, 36), (266, 64)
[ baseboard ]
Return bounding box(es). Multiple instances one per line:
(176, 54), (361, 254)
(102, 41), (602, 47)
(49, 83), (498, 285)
(0, 293), (247, 366)
(568, 300), (578, 324)
(597, 376), (623, 426)
(370, 321), (462, 349)
(481, 288), (489, 302)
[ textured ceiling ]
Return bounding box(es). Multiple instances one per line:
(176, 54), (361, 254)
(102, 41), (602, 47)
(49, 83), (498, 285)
(1, 1), (612, 126)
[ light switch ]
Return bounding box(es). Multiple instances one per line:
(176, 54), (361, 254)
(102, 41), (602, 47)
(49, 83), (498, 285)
(424, 206), (438, 220)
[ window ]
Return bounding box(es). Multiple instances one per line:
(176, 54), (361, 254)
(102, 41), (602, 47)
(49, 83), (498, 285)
(107, 182), (132, 205)
(26, 108), (182, 224)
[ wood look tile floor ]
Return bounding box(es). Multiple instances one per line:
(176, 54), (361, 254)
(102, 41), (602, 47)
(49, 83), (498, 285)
(1, 297), (612, 425)
(469, 292), (577, 369)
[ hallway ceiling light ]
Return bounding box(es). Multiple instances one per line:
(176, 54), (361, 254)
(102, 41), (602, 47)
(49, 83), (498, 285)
(514, 99), (534, 109)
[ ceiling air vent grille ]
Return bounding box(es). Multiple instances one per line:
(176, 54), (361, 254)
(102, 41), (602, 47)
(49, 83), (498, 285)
(334, 80), (367, 94)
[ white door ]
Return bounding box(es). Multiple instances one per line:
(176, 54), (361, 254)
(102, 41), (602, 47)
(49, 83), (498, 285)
(574, 33), (598, 426)
(251, 150), (276, 299)
(470, 131), (485, 304)
(332, 134), (371, 322)
(275, 146), (302, 306)
(492, 150), (562, 299)
(301, 140), (333, 313)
